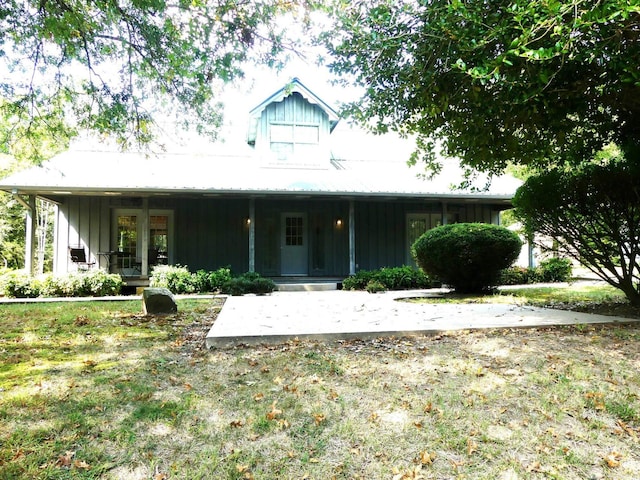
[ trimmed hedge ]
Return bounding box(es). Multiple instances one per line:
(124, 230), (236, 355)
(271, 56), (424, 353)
(220, 272), (276, 296)
(412, 223), (522, 293)
(342, 266), (435, 291)
(0, 269), (123, 298)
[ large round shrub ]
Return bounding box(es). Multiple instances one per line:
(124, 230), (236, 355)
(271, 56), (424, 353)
(412, 223), (522, 293)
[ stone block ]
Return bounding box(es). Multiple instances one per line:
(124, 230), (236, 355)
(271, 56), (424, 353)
(142, 287), (177, 315)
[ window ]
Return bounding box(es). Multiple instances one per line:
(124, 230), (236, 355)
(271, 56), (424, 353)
(269, 123), (320, 163)
(117, 215), (137, 256)
(285, 216), (304, 246)
(406, 213), (443, 265)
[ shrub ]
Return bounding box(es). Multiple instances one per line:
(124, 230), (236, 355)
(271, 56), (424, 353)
(0, 270), (40, 298)
(498, 266), (540, 286)
(538, 257), (572, 283)
(412, 223), (522, 293)
(365, 280), (386, 293)
(220, 272), (276, 296)
(342, 270), (374, 290)
(78, 270), (123, 296)
(149, 265), (196, 294)
(342, 266), (434, 291)
(0, 269), (122, 298)
(499, 258), (572, 286)
(207, 267), (233, 292)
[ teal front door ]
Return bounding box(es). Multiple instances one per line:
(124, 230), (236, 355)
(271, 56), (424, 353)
(281, 213), (308, 275)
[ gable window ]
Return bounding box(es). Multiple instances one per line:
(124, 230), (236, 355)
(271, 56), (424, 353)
(270, 122), (320, 164)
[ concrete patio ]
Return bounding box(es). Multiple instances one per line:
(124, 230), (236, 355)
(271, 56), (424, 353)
(205, 288), (637, 347)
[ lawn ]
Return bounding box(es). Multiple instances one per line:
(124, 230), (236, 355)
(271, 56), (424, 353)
(1, 287), (640, 479)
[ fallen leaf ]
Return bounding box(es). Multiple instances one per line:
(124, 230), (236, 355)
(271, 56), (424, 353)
(604, 451), (623, 468)
(526, 461), (543, 473)
(467, 438), (478, 455)
(313, 413), (326, 426)
(73, 459), (91, 470)
(55, 451), (75, 468)
(266, 401), (282, 420)
(417, 451), (436, 465)
(253, 392), (264, 402)
(230, 420), (245, 428)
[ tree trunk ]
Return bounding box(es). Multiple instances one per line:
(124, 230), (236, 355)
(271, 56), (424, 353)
(618, 280), (640, 306)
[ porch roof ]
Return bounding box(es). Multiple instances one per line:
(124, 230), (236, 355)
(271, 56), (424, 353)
(0, 119), (522, 204)
(0, 147), (520, 203)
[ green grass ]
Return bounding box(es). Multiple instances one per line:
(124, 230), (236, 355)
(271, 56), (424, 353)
(498, 283), (628, 305)
(1, 290), (640, 479)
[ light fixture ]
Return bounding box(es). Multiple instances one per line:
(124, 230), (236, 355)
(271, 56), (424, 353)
(246, 218), (251, 226)
(335, 218), (343, 227)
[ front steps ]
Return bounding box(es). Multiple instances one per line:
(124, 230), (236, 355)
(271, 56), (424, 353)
(272, 277), (343, 292)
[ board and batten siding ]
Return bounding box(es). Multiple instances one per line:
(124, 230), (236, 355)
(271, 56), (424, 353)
(172, 198), (249, 274)
(253, 92), (332, 168)
(353, 200), (504, 272)
(54, 196), (111, 273)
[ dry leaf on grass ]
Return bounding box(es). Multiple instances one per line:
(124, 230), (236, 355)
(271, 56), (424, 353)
(392, 464), (425, 479)
(55, 451), (75, 468)
(416, 451), (436, 465)
(266, 400), (282, 420)
(604, 451), (624, 468)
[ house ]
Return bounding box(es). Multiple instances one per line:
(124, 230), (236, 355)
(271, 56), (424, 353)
(0, 78), (521, 284)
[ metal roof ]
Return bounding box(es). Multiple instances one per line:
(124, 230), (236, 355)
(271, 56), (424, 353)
(0, 79), (521, 203)
(0, 135), (520, 202)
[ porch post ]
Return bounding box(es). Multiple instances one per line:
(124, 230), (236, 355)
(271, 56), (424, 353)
(25, 195), (37, 276)
(141, 198), (149, 277)
(349, 199), (355, 275)
(441, 201), (448, 225)
(248, 198), (255, 272)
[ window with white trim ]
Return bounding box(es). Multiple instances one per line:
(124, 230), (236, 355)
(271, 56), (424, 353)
(269, 122), (320, 164)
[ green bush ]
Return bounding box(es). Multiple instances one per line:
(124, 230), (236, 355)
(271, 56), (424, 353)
(499, 258), (572, 286)
(207, 267), (233, 292)
(342, 266), (433, 291)
(412, 223), (522, 293)
(0, 270), (40, 298)
(365, 280), (386, 293)
(0, 269), (122, 298)
(220, 272), (276, 296)
(538, 257), (573, 283)
(149, 265), (196, 294)
(342, 270), (374, 290)
(498, 266), (540, 286)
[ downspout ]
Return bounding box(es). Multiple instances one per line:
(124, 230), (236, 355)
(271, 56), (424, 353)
(12, 190), (36, 276)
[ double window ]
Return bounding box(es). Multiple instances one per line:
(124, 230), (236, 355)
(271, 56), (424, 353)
(269, 122), (320, 165)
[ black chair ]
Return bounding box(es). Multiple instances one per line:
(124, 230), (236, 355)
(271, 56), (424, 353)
(69, 247), (96, 270)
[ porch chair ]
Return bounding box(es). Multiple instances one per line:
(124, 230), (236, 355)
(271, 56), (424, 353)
(68, 246), (96, 271)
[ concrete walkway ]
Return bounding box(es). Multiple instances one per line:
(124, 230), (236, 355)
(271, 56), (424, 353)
(205, 289), (638, 348)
